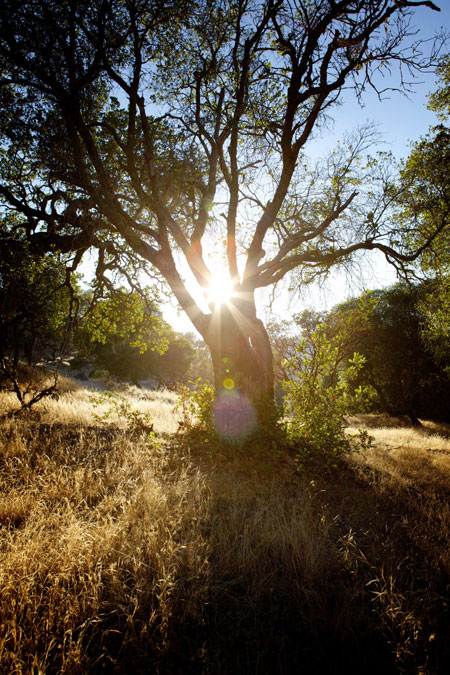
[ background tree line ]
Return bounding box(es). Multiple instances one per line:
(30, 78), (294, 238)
(3, 224), (449, 428)
(271, 282), (450, 427)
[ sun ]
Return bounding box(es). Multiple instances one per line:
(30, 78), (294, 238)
(205, 270), (234, 306)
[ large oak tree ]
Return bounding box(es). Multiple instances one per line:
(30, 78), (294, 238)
(0, 0), (445, 425)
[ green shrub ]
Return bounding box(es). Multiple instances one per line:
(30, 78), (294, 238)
(283, 323), (369, 473)
(176, 378), (215, 433)
(91, 391), (156, 436)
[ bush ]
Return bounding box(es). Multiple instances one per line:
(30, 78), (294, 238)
(283, 323), (369, 473)
(176, 378), (215, 433)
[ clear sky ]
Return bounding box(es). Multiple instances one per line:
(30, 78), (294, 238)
(165, 2), (450, 334)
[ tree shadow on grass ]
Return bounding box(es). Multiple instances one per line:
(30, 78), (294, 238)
(99, 439), (429, 675)
(4, 416), (450, 674)
(302, 456), (450, 675)
(142, 438), (450, 675)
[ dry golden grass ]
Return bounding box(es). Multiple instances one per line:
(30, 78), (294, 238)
(41, 386), (180, 432)
(0, 376), (181, 433)
(1, 386), (450, 674)
(347, 419), (450, 492)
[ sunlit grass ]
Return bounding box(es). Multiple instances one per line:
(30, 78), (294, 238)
(1, 387), (450, 672)
(347, 416), (450, 492)
(0, 376), (181, 433)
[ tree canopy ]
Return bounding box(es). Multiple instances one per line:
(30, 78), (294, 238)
(0, 0), (445, 413)
(390, 52), (450, 369)
(279, 283), (450, 425)
(0, 219), (73, 370)
(331, 284), (450, 424)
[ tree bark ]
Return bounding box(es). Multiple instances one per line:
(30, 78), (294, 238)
(200, 295), (276, 439)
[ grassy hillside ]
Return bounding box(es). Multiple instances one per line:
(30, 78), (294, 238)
(1, 382), (450, 674)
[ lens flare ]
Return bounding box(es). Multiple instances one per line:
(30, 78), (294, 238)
(223, 378), (235, 390)
(213, 392), (256, 442)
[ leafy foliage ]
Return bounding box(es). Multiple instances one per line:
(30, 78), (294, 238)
(394, 125), (450, 274)
(429, 54), (450, 120)
(176, 378), (215, 434)
(329, 284), (450, 424)
(0, 227), (73, 368)
(0, 222), (77, 408)
(418, 277), (450, 373)
(391, 55), (450, 378)
(282, 319), (369, 473)
(76, 286), (202, 386)
(80, 288), (166, 353)
(78, 287), (174, 382)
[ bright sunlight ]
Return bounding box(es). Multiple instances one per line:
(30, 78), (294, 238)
(205, 268), (234, 306)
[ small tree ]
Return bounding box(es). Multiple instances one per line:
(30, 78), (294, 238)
(283, 316), (368, 472)
(78, 286), (174, 382)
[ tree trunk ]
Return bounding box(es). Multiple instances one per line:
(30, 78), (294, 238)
(399, 381), (423, 427)
(201, 298), (276, 441)
(366, 372), (396, 417)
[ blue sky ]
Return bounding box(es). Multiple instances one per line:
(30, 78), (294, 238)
(316, 2), (449, 161)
